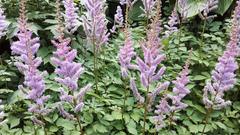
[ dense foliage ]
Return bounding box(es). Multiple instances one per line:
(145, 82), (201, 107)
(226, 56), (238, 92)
(0, 0), (240, 135)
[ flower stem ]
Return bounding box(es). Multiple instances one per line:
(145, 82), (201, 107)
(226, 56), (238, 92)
(93, 40), (98, 93)
(200, 20), (206, 48)
(201, 108), (212, 135)
(122, 78), (128, 123)
(143, 85), (150, 134)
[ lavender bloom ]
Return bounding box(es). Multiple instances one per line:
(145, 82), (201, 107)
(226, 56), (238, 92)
(168, 61), (190, 112)
(58, 105), (76, 120)
(199, 0), (218, 20)
(142, 0), (155, 17)
(63, 0), (79, 33)
(11, 0), (50, 122)
(178, 0), (189, 21)
(153, 97), (170, 130)
(164, 6), (179, 38)
(136, 44), (166, 88)
(148, 82), (170, 110)
(51, 36), (92, 114)
(0, 6), (8, 38)
(82, 0), (109, 50)
(120, 0), (137, 6)
(130, 78), (145, 104)
(118, 30), (137, 78)
(114, 6), (124, 27)
(203, 0), (240, 110)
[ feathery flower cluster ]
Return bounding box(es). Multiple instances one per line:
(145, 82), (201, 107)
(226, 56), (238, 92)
(178, 0), (188, 21)
(154, 60), (191, 130)
(51, 36), (92, 117)
(10, 0), (50, 124)
(118, 30), (137, 78)
(52, 1), (92, 118)
(0, 99), (7, 126)
(142, 0), (155, 17)
(199, 0), (218, 20)
(63, 0), (79, 33)
(203, 0), (240, 110)
(164, 6), (179, 38)
(114, 6), (124, 27)
(82, 0), (109, 49)
(0, 6), (8, 38)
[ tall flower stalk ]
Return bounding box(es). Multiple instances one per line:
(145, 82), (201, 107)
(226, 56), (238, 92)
(10, 0), (50, 130)
(127, 1), (170, 134)
(82, 0), (109, 93)
(201, 1), (240, 134)
(153, 54), (191, 131)
(0, 5), (8, 39)
(63, 0), (79, 33)
(51, 1), (91, 134)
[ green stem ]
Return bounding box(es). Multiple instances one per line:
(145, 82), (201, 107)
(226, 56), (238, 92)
(200, 20), (207, 48)
(122, 79), (128, 123)
(93, 40), (98, 93)
(201, 108), (212, 135)
(143, 85), (150, 135)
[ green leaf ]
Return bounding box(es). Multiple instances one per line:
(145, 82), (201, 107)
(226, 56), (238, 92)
(56, 118), (75, 130)
(112, 110), (122, 120)
(93, 123), (108, 133)
(127, 120), (138, 135)
(215, 122), (227, 130)
(192, 75), (207, 81)
(8, 115), (20, 128)
(0, 89), (13, 94)
(216, 0), (234, 15)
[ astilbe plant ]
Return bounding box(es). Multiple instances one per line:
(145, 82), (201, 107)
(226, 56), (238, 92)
(153, 58), (191, 130)
(127, 1), (171, 133)
(201, 0), (240, 134)
(198, 0), (218, 20)
(178, 0), (189, 21)
(63, 0), (79, 33)
(10, 0), (50, 126)
(82, 0), (109, 92)
(51, 1), (92, 133)
(0, 5), (8, 38)
(164, 5), (179, 38)
(141, 0), (155, 18)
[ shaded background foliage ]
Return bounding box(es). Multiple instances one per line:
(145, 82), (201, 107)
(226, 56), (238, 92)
(0, 0), (240, 135)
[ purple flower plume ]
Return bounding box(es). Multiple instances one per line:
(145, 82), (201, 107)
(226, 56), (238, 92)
(168, 61), (190, 112)
(153, 59), (191, 130)
(199, 0), (218, 20)
(164, 6), (179, 38)
(203, 0), (240, 110)
(153, 96), (170, 130)
(10, 0), (50, 124)
(0, 6), (8, 38)
(142, 0), (156, 17)
(51, 36), (92, 116)
(118, 30), (137, 78)
(63, 0), (79, 33)
(178, 0), (189, 21)
(136, 44), (166, 88)
(130, 78), (145, 104)
(82, 0), (109, 50)
(114, 6), (124, 27)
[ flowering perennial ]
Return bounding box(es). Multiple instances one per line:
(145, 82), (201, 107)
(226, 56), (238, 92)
(203, 0), (240, 110)
(142, 0), (155, 17)
(63, 0), (79, 33)
(10, 0), (50, 125)
(118, 30), (137, 78)
(199, 0), (218, 20)
(114, 6), (124, 27)
(178, 0), (189, 21)
(0, 6), (8, 38)
(164, 6), (179, 38)
(82, 0), (109, 49)
(154, 60), (191, 130)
